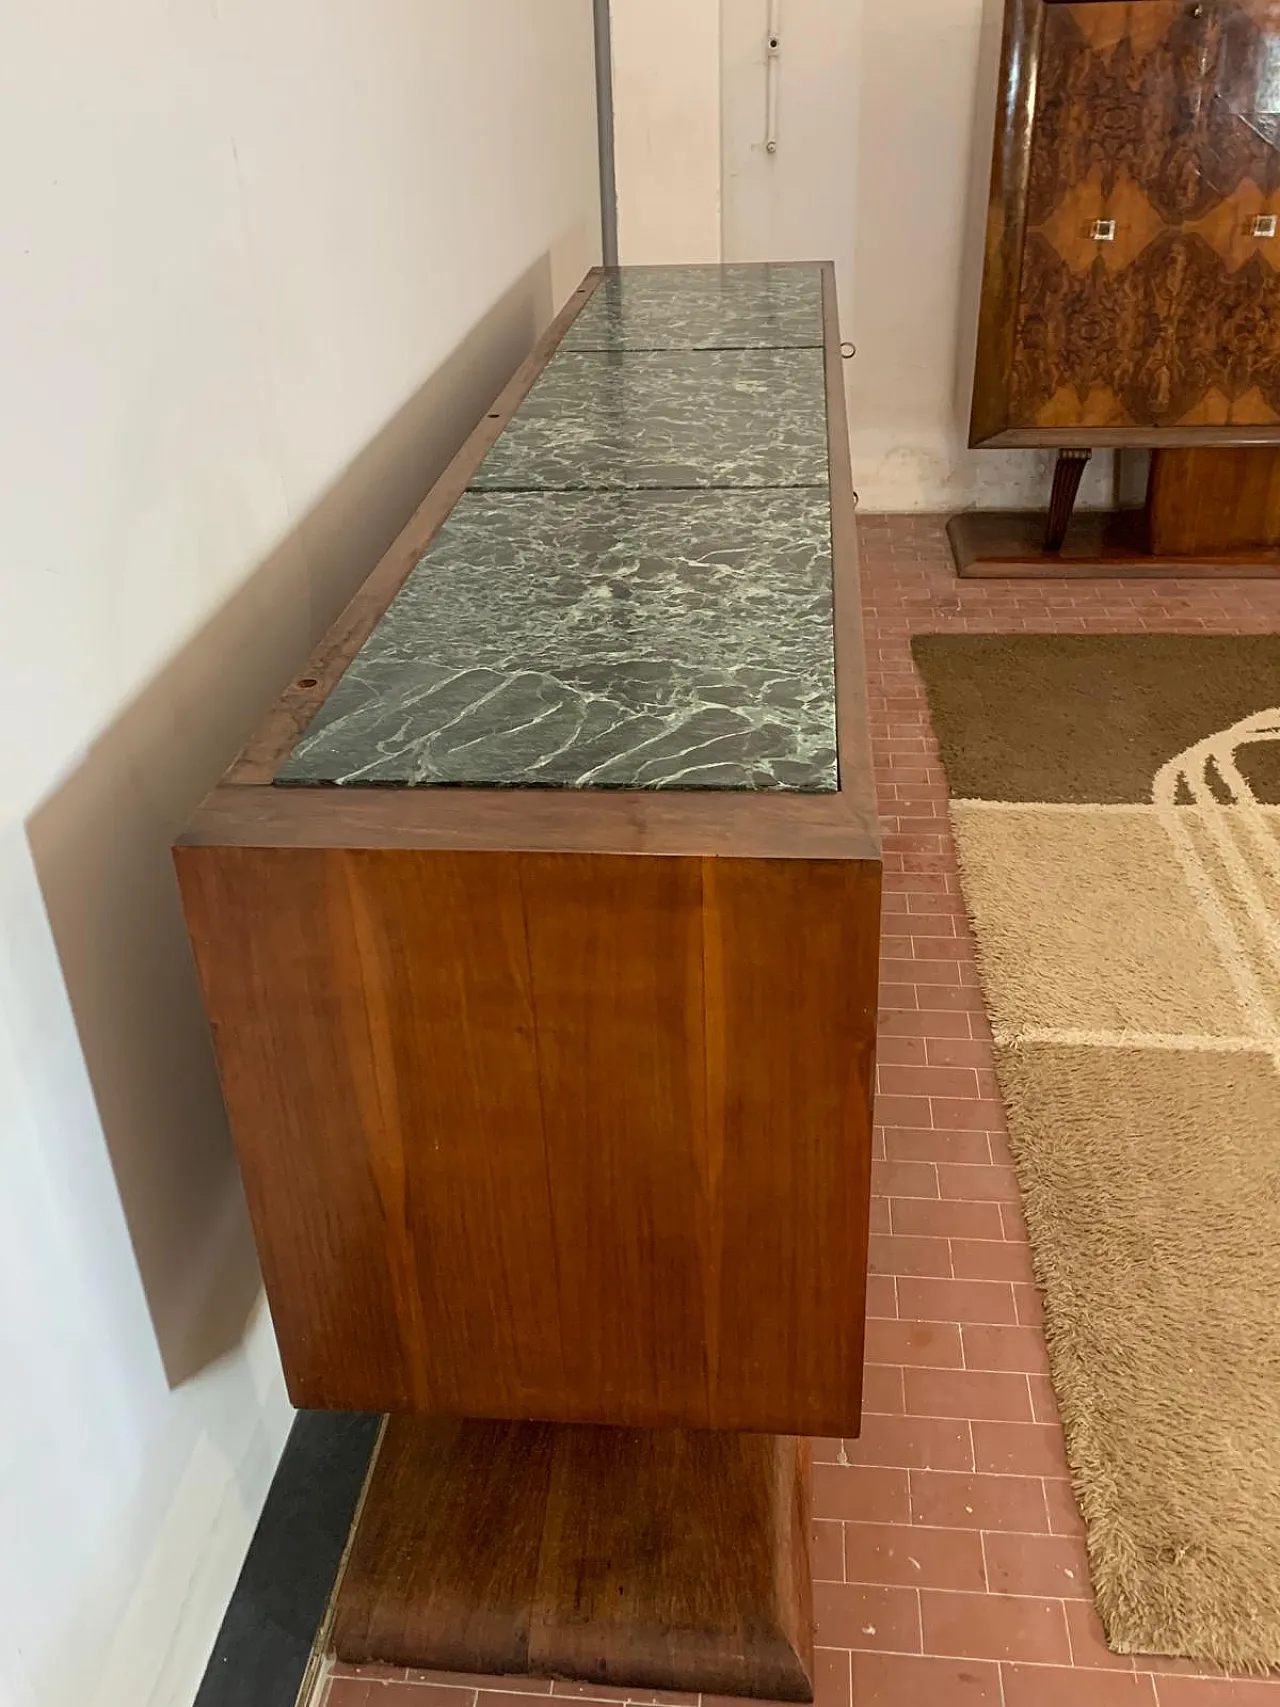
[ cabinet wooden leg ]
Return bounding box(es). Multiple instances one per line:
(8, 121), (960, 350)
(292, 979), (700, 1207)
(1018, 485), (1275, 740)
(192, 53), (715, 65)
(1044, 449), (1092, 551)
(332, 1417), (815, 1702)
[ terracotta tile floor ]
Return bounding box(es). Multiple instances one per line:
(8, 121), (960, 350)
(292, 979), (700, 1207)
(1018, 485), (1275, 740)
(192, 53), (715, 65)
(318, 517), (1280, 1707)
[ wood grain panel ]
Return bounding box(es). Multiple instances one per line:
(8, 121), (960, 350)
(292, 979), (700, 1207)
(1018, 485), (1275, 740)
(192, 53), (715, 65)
(1148, 445), (1280, 551)
(704, 858), (878, 1432)
(332, 1417), (814, 1701)
(518, 855), (710, 1418)
(529, 1429), (813, 1699)
(175, 844), (878, 1433)
(333, 1417), (557, 1674)
(176, 847), (567, 1415)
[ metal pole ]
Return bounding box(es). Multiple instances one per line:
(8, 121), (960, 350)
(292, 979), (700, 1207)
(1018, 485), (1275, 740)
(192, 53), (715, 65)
(593, 0), (620, 265)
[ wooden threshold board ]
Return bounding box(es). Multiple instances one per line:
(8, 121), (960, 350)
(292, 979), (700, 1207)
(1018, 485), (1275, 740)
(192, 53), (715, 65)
(948, 509), (1280, 579)
(331, 1417), (815, 1702)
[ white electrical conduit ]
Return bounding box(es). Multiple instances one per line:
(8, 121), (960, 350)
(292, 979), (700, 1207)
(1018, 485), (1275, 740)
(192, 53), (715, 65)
(765, 0), (781, 153)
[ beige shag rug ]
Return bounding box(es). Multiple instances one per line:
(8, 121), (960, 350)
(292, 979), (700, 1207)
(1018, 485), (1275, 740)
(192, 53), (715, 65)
(912, 633), (1280, 1672)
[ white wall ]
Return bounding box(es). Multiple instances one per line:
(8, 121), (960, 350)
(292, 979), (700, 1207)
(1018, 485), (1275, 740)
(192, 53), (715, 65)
(0, 6), (600, 1706)
(832, 0), (1114, 510)
(613, 0), (1117, 512)
(610, 0), (722, 263)
(719, 1), (861, 505)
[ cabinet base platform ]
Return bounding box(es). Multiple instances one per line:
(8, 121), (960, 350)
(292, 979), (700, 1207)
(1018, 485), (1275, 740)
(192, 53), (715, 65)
(332, 1417), (815, 1702)
(948, 509), (1280, 579)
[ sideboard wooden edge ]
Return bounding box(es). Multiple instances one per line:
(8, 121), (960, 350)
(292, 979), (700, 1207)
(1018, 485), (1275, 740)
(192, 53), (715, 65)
(174, 791), (881, 861)
(819, 260), (876, 834)
(223, 268), (608, 787)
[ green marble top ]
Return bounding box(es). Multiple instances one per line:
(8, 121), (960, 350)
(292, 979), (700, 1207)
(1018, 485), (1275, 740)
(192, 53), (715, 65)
(469, 349), (828, 492)
(276, 490), (836, 790)
(276, 264), (839, 792)
(560, 264), (823, 351)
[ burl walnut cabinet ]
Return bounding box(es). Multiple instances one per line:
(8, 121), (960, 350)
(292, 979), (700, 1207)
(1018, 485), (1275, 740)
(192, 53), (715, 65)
(953, 0), (1280, 574)
(175, 264), (880, 1699)
(968, 0), (1280, 448)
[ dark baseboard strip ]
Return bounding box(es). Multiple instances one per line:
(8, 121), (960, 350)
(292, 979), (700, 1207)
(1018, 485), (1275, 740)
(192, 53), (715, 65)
(194, 1411), (381, 1707)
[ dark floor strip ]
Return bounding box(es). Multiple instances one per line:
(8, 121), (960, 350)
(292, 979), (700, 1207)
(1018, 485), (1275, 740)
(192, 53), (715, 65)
(194, 1411), (380, 1707)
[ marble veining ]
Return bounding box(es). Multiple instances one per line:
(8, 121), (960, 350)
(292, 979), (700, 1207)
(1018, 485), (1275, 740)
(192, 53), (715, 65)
(468, 349), (829, 491)
(561, 264), (823, 351)
(276, 490), (837, 791)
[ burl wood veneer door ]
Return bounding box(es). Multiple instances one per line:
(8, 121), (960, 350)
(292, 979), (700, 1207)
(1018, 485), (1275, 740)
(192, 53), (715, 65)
(1010, 0), (1280, 433)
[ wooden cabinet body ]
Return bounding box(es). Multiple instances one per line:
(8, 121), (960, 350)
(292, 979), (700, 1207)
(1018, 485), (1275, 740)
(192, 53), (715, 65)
(176, 265), (879, 1694)
(967, 0), (1280, 447)
(179, 840), (879, 1435)
(175, 264), (880, 1442)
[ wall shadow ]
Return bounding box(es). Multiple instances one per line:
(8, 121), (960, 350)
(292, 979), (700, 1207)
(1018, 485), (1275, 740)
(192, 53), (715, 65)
(24, 254), (555, 1387)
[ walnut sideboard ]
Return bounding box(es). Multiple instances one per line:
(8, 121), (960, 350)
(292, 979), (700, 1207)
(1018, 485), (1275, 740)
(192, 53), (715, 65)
(175, 263), (881, 1701)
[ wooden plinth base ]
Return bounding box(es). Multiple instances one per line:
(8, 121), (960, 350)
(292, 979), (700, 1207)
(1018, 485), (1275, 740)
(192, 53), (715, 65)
(332, 1417), (815, 1702)
(948, 508), (1280, 579)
